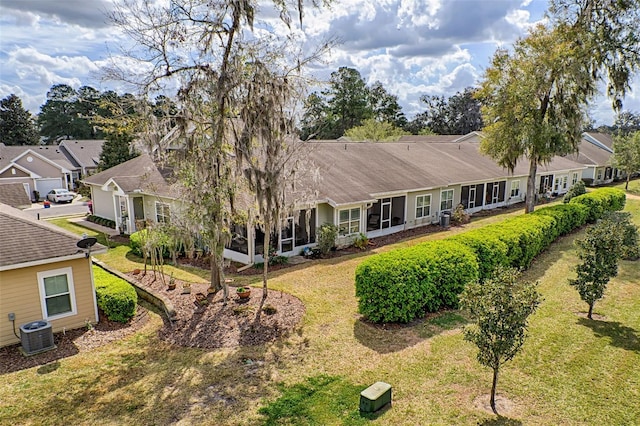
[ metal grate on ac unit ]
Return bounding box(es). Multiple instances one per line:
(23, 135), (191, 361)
(19, 320), (56, 355)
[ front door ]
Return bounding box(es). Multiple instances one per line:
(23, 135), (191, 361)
(133, 197), (144, 220)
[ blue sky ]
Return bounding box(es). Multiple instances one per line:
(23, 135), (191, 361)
(1, 0), (638, 125)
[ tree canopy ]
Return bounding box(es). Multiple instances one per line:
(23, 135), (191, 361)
(611, 131), (640, 190)
(344, 118), (409, 142)
(0, 94), (39, 145)
(407, 87), (483, 135)
(478, 0), (640, 213)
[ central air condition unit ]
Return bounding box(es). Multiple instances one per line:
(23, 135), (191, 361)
(19, 320), (56, 355)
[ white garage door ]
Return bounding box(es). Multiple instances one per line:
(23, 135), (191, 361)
(35, 178), (63, 200)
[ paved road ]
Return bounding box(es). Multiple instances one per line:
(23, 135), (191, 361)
(24, 199), (91, 220)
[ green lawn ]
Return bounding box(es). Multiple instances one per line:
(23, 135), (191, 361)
(1, 201), (638, 425)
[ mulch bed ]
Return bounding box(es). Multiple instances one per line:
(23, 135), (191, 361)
(0, 307), (150, 375)
(129, 271), (306, 349)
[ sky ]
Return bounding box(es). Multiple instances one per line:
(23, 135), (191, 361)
(1, 0), (638, 126)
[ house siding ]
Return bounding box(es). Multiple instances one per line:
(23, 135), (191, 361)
(405, 190), (438, 228)
(0, 258), (97, 348)
(91, 187), (116, 221)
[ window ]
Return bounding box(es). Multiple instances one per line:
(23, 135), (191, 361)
(338, 207), (360, 236)
(572, 172), (579, 185)
(440, 189), (454, 211)
(155, 202), (171, 223)
(38, 267), (76, 319)
(416, 195), (431, 218)
(562, 176), (568, 190)
(510, 180), (520, 198)
(597, 169), (603, 180)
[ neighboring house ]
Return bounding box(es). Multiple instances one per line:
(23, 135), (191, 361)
(0, 203), (106, 348)
(59, 140), (104, 186)
(0, 144), (74, 200)
(0, 183), (32, 209)
(84, 133), (587, 265)
(569, 132), (621, 186)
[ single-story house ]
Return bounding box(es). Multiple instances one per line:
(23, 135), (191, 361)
(59, 140), (104, 187)
(568, 132), (622, 186)
(83, 132), (588, 265)
(0, 144), (75, 200)
(0, 203), (106, 348)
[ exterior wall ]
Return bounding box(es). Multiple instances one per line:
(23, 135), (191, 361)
(0, 257), (97, 348)
(506, 177), (526, 205)
(334, 203), (365, 248)
(0, 167), (30, 178)
(14, 155), (64, 181)
(316, 203), (333, 227)
(91, 186), (116, 220)
(581, 166), (596, 181)
(405, 189), (439, 229)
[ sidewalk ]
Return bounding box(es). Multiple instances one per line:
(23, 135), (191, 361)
(68, 216), (121, 237)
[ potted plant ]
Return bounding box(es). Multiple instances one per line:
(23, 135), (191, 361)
(236, 286), (251, 299)
(181, 282), (191, 294)
(168, 272), (176, 290)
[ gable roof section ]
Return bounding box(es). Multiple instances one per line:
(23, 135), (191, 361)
(583, 132), (614, 152)
(0, 145), (73, 173)
(0, 203), (106, 270)
(59, 140), (104, 169)
(306, 140), (585, 206)
(0, 183), (31, 209)
(82, 154), (176, 198)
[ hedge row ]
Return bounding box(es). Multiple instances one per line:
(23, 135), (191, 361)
(93, 266), (138, 323)
(355, 188), (626, 323)
(87, 215), (116, 229)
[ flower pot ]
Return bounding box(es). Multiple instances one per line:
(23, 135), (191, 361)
(236, 289), (251, 299)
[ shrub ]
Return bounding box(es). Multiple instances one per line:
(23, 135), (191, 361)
(129, 228), (173, 258)
(450, 230), (508, 281)
(355, 240), (478, 323)
(317, 223), (338, 255)
(570, 188), (626, 222)
(563, 180), (586, 203)
(531, 203), (589, 236)
(604, 211), (640, 260)
(451, 203), (470, 225)
(93, 266), (137, 323)
(352, 233), (369, 250)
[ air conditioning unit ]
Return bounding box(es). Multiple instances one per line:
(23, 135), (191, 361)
(19, 320), (56, 355)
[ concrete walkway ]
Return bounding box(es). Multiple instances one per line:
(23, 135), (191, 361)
(68, 216), (121, 237)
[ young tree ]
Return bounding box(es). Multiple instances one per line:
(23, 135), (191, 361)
(460, 266), (541, 415)
(344, 119), (409, 142)
(98, 131), (139, 171)
(569, 216), (625, 319)
(0, 94), (39, 145)
(107, 0), (330, 300)
(611, 131), (640, 190)
(478, 0), (640, 213)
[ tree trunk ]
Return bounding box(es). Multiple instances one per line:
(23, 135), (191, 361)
(588, 302), (594, 319)
(491, 367), (500, 415)
(626, 175), (630, 190)
(525, 157), (538, 213)
(255, 229), (270, 324)
(209, 252), (222, 295)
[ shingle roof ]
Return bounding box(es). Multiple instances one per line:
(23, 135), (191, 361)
(0, 183), (31, 209)
(568, 139), (613, 166)
(584, 132), (614, 150)
(0, 203), (105, 268)
(59, 140), (104, 169)
(82, 153), (177, 198)
(0, 144), (75, 171)
(306, 140), (586, 205)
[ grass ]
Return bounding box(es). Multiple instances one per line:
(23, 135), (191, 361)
(1, 201), (638, 425)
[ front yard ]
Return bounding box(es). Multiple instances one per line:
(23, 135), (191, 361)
(0, 199), (639, 425)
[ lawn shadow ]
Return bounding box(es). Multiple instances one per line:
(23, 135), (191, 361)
(479, 416), (523, 426)
(354, 311), (468, 354)
(577, 318), (640, 353)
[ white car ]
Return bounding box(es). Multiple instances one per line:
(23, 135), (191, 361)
(46, 188), (75, 203)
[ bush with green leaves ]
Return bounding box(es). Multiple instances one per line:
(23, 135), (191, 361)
(451, 203), (470, 225)
(93, 266), (137, 323)
(569, 187), (626, 222)
(603, 211), (640, 260)
(355, 240), (478, 323)
(317, 223), (338, 255)
(449, 231), (508, 281)
(129, 227), (173, 258)
(563, 180), (586, 203)
(531, 203), (589, 236)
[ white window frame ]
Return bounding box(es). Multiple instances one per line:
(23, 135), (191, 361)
(440, 189), (454, 211)
(37, 267), (77, 320)
(572, 172), (579, 185)
(562, 176), (568, 190)
(155, 201), (171, 224)
(510, 180), (520, 198)
(415, 194), (431, 219)
(597, 169), (603, 180)
(338, 207), (361, 236)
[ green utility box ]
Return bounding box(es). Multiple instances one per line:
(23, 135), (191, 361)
(359, 381), (392, 413)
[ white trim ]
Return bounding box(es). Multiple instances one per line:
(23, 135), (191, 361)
(88, 259), (99, 323)
(0, 250), (107, 271)
(37, 266), (77, 321)
(440, 188), (454, 211)
(155, 200), (171, 223)
(415, 194), (432, 219)
(0, 162), (41, 178)
(101, 178), (125, 195)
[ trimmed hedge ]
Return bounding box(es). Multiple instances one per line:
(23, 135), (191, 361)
(87, 215), (116, 229)
(93, 266), (138, 323)
(355, 188), (626, 323)
(355, 240), (478, 323)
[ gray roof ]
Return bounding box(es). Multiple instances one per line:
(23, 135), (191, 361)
(0, 203), (105, 268)
(0, 144), (75, 172)
(82, 153), (177, 198)
(59, 140), (104, 169)
(0, 183), (31, 209)
(568, 139), (613, 167)
(584, 132), (614, 150)
(306, 140), (586, 205)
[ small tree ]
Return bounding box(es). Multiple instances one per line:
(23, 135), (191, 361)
(611, 131), (640, 190)
(459, 266), (541, 415)
(569, 216), (625, 319)
(344, 119), (409, 142)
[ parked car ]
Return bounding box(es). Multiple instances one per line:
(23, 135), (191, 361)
(46, 189), (75, 203)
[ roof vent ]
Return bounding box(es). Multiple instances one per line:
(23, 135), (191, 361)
(19, 320), (56, 355)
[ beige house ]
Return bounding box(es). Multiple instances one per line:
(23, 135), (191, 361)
(568, 132), (622, 186)
(0, 203), (106, 348)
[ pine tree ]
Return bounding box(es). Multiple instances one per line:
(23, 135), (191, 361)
(0, 94), (39, 145)
(97, 131), (139, 171)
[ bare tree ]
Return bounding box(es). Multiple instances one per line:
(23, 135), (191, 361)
(106, 0), (332, 302)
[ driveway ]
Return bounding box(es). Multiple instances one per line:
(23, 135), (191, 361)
(24, 196), (91, 219)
